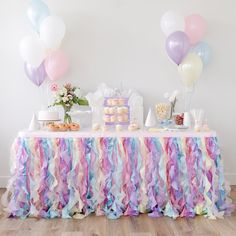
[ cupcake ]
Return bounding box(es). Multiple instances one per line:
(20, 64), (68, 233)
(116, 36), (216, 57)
(104, 107), (110, 114)
(111, 98), (119, 106)
(104, 115), (111, 123)
(118, 98), (126, 106)
(107, 99), (113, 106)
(109, 107), (116, 114)
(117, 107), (124, 114)
(117, 115), (124, 122)
(110, 115), (116, 123)
(123, 114), (129, 122)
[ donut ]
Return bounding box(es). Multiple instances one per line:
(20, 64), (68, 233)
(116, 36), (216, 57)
(92, 123), (100, 131)
(58, 124), (68, 132)
(69, 123), (80, 131)
(47, 123), (59, 132)
(128, 123), (139, 131)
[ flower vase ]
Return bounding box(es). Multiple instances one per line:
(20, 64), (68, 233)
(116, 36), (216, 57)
(63, 107), (72, 124)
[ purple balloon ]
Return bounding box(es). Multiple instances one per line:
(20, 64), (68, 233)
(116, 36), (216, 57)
(166, 31), (190, 65)
(24, 61), (47, 87)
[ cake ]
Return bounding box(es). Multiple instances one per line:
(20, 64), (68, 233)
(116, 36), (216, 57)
(38, 110), (59, 121)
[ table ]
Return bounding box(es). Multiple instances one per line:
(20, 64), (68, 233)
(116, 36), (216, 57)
(2, 130), (234, 219)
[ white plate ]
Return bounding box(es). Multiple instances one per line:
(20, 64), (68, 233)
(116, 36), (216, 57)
(174, 125), (189, 129)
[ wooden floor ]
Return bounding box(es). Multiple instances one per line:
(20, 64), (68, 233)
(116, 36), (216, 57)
(0, 187), (235, 236)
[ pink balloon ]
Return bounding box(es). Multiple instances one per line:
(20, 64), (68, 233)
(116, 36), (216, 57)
(185, 14), (207, 45)
(45, 50), (69, 81)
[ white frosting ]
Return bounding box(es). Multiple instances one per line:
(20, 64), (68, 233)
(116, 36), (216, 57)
(38, 111), (59, 121)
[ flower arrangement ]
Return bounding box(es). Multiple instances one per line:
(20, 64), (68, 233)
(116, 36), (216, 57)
(50, 83), (88, 123)
(164, 90), (179, 119)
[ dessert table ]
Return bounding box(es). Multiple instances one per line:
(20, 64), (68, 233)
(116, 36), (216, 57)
(2, 130), (234, 219)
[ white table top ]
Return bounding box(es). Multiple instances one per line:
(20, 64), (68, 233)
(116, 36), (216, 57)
(18, 129), (217, 138)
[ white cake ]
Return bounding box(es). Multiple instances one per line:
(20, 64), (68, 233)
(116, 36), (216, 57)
(38, 110), (59, 121)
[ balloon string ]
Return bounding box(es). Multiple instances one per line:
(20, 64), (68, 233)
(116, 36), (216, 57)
(184, 87), (194, 112)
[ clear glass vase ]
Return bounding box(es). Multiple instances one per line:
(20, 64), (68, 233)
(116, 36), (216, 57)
(63, 106), (72, 124)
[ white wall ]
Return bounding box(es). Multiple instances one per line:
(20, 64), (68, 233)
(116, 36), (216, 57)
(0, 0), (236, 186)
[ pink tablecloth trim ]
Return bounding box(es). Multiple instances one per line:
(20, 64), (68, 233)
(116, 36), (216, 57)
(18, 130), (217, 139)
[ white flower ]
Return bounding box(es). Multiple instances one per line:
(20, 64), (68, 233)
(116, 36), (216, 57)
(68, 94), (73, 100)
(74, 88), (81, 97)
(164, 92), (170, 99)
(169, 95), (176, 103)
(173, 90), (179, 97)
(59, 89), (65, 96)
(54, 95), (61, 103)
(63, 97), (69, 102)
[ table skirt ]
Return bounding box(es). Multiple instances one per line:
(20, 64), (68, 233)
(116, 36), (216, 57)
(2, 135), (234, 219)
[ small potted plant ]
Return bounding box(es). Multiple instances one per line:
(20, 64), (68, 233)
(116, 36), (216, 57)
(50, 83), (89, 124)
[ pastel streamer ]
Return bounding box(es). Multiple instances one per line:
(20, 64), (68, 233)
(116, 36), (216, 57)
(2, 136), (234, 219)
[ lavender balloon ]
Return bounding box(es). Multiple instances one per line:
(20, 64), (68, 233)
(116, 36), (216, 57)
(166, 31), (190, 65)
(24, 61), (47, 87)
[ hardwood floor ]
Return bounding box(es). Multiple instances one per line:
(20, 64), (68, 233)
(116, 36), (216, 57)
(0, 187), (235, 236)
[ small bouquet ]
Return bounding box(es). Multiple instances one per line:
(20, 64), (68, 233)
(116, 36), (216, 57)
(164, 90), (179, 119)
(50, 83), (88, 123)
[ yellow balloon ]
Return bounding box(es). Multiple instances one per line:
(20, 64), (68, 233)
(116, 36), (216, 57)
(178, 53), (203, 88)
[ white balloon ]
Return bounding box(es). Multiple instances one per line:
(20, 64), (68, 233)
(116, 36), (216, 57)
(19, 34), (46, 67)
(160, 11), (185, 36)
(40, 16), (66, 50)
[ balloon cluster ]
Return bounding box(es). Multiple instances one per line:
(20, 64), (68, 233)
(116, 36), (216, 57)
(19, 0), (69, 87)
(161, 11), (212, 90)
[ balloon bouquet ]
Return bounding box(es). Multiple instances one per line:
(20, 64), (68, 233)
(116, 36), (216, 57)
(19, 0), (69, 87)
(161, 11), (212, 110)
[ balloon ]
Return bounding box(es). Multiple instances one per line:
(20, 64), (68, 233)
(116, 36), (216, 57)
(40, 16), (66, 50)
(178, 53), (203, 88)
(27, 0), (50, 32)
(19, 34), (46, 67)
(185, 14), (207, 45)
(190, 41), (212, 66)
(166, 31), (190, 65)
(45, 50), (69, 81)
(160, 11), (185, 36)
(24, 61), (47, 87)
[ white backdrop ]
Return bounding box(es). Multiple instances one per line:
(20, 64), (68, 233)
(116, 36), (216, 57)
(0, 0), (236, 186)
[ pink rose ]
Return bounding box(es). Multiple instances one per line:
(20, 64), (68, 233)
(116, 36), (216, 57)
(50, 84), (59, 92)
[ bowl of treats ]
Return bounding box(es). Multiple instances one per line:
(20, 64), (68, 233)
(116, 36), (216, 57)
(173, 113), (184, 125)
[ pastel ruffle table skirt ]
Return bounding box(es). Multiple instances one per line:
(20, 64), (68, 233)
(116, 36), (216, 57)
(2, 130), (234, 219)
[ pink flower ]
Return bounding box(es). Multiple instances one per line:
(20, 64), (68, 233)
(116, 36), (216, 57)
(50, 84), (59, 92)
